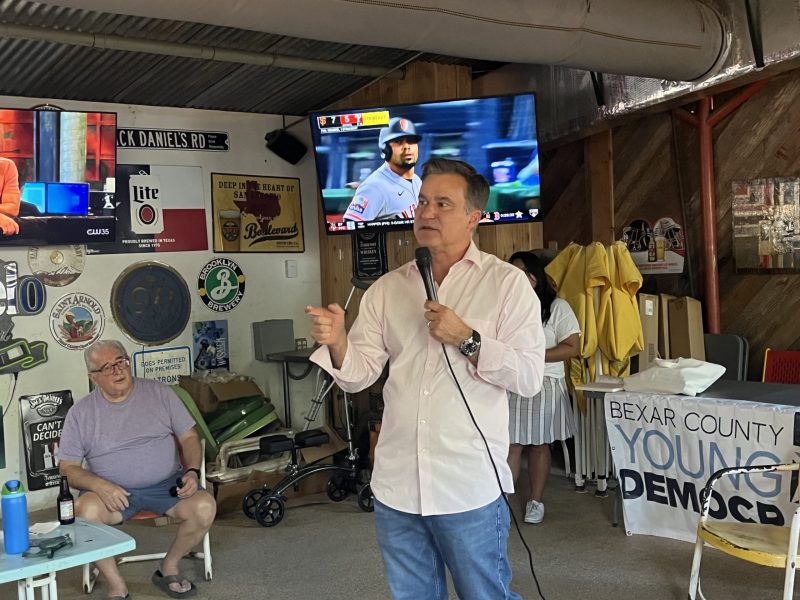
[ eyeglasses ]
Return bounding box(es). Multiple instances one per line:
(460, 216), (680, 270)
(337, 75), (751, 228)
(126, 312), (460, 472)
(91, 358), (130, 376)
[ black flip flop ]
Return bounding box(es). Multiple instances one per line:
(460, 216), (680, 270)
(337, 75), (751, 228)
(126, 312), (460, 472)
(152, 570), (197, 599)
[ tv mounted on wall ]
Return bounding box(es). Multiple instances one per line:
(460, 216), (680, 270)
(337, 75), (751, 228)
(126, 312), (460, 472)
(0, 108), (117, 245)
(309, 93), (541, 235)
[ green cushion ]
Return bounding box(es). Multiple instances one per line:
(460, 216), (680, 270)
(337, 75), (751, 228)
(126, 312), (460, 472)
(215, 405), (279, 445)
(171, 385), (219, 459)
(205, 395), (270, 432)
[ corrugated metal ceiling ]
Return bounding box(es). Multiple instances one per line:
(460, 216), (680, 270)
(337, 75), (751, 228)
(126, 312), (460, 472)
(0, 1), (505, 115)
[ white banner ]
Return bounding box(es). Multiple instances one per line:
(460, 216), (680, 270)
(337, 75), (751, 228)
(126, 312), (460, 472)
(606, 391), (800, 542)
(132, 346), (191, 385)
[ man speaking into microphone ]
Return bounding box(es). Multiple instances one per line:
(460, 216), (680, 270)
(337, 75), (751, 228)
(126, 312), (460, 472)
(306, 158), (545, 600)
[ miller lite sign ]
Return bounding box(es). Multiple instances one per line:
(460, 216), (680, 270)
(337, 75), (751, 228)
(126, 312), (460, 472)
(129, 173), (164, 235)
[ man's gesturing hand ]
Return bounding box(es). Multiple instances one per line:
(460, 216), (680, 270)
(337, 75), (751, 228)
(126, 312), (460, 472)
(306, 303), (348, 368)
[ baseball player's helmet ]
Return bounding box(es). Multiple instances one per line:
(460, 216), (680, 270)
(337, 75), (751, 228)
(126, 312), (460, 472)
(379, 117), (421, 160)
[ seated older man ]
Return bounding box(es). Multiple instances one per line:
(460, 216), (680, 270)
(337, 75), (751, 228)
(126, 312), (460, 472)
(59, 339), (216, 600)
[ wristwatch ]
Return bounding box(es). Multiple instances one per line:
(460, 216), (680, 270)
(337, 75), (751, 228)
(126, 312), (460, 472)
(184, 468), (202, 479)
(458, 330), (481, 357)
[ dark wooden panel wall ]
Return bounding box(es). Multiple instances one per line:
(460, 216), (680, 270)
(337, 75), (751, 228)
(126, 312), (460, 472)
(683, 73), (800, 378)
(537, 70), (800, 380)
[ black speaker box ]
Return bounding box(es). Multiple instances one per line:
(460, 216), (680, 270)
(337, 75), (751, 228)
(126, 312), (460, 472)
(264, 129), (307, 165)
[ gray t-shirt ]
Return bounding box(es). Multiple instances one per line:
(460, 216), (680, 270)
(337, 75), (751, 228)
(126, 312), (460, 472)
(59, 378), (196, 489)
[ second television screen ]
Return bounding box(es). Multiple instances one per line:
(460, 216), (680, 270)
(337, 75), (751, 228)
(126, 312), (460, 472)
(310, 93), (540, 234)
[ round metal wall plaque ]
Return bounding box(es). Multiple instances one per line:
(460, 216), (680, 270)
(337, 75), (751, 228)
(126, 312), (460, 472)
(49, 292), (105, 350)
(111, 261), (191, 345)
(197, 257), (246, 312)
(28, 245), (86, 287)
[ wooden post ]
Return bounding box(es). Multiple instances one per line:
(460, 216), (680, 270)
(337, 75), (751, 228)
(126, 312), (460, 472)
(585, 129), (615, 244)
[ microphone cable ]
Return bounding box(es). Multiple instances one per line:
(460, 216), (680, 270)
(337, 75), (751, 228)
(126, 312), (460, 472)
(439, 342), (546, 600)
(415, 244), (545, 599)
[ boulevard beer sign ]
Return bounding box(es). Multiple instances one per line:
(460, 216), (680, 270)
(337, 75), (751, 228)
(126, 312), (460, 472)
(211, 173), (304, 252)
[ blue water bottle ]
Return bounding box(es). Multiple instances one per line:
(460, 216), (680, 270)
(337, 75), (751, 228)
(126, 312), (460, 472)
(2, 480), (30, 554)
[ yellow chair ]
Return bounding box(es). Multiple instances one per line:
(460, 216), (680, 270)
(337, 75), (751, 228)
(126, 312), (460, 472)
(82, 439), (212, 593)
(688, 463), (800, 600)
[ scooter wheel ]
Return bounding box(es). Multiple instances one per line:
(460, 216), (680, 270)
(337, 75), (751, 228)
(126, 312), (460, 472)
(357, 484), (374, 513)
(242, 489), (269, 519)
(327, 473), (350, 502)
(254, 494), (285, 527)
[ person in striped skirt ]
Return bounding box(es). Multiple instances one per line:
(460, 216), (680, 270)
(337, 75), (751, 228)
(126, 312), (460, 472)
(507, 251), (581, 524)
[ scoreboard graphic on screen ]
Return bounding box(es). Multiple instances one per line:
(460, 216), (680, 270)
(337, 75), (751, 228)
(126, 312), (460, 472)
(316, 111), (390, 133)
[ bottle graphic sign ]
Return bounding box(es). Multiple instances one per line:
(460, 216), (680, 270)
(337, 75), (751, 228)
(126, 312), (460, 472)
(19, 390), (74, 490)
(622, 216), (686, 275)
(129, 173), (164, 234)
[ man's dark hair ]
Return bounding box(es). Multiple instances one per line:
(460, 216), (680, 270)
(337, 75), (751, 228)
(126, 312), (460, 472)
(421, 158), (489, 214)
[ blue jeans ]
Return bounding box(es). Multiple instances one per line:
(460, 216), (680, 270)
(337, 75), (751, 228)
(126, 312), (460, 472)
(374, 496), (522, 600)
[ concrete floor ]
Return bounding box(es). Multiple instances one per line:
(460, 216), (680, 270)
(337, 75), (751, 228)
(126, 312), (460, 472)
(0, 472), (790, 600)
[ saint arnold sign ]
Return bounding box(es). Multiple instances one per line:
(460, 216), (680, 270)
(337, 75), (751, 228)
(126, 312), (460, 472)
(117, 128), (230, 151)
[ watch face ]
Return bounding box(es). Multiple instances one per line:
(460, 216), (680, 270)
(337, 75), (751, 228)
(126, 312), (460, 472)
(460, 338), (479, 356)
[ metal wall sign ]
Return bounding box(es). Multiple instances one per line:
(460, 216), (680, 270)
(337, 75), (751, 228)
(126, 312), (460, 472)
(0, 338), (48, 374)
(28, 245), (86, 287)
(352, 230), (388, 279)
(88, 165), (208, 255)
(132, 346), (192, 385)
(111, 261), (191, 345)
(192, 320), (229, 371)
(129, 172), (164, 235)
(117, 128), (230, 151)
(49, 293), (105, 350)
(0, 260), (47, 317)
(20, 390), (74, 491)
(198, 258), (246, 312)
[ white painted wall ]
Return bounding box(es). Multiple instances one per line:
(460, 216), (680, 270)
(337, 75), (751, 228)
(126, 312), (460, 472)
(0, 96), (323, 511)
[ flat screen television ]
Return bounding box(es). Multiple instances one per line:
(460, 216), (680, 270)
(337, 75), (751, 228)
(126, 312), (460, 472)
(0, 108), (117, 245)
(309, 93), (541, 234)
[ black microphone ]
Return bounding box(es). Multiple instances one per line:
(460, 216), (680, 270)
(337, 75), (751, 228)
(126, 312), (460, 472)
(415, 246), (438, 302)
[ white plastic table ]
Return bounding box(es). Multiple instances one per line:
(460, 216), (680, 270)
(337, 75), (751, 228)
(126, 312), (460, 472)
(0, 519), (135, 600)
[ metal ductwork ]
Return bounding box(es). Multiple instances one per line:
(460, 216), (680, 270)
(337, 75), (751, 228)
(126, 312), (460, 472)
(41, 0), (728, 82)
(0, 22), (404, 80)
(474, 0), (800, 143)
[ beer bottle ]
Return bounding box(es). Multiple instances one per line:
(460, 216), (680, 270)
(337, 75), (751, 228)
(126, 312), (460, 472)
(57, 476), (75, 525)
(647, 229), (657, 262)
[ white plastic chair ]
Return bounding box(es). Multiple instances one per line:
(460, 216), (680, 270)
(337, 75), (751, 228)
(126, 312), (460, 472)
(689, 463), (800, 600)
(82, 440), (212, 593)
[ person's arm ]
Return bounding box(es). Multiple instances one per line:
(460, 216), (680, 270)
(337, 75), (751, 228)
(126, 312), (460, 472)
(467, 269), (547, 398)
(343, 178), (384, 221)
(308, 283), (390, 393)
(423, 300), (479, 366)
(0, 212), (19, 236)
(175, 427), (203, 499)
(59, 459), (130, 512)
(0, 160), (21, 217)
(545, 333), (580, 363)
(306, 303), (348, 368)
